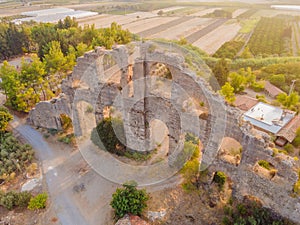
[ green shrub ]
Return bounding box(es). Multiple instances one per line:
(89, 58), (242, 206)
(0, 191), (32, 210)
(0, 191), (16, 210)
(110, 182), (149, 220)
(15, 191), (31, 207)
(0, 132), (34, 176)
(283, 143), (294, 154)
(213, 171), (226, 188)
(258, 160), (271, 170)
(28, 193), (48, 210)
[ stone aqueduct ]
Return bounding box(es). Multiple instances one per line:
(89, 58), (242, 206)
(29, 42), (300, 223)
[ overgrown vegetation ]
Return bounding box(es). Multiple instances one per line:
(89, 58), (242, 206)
(28, 193), (48, 210)
(222, 197), (296, 225)
(258, 160), (271, 170)
(248, 17), (292, 56)
(110, 182), (149, 220)
(0, 132), (34, 177)
(0, 18), (132, 112)
(213, 171), (226, 189)
(0, 191), (32, 210)
(213, 41), (244, 59)
(294, 170), (300, 196)
(180, 134), (200, 192)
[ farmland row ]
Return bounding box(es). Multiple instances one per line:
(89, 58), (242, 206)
(232, 8), (248, 18)
(189, 7), (221, 17)
(137, 16), (193, 38)
(185, 18), (227, 43)
(150, 17), (214, 40)
(247, 17), (291, 56)
(193, 22), (241, 55)
(122, 17), (178, 34)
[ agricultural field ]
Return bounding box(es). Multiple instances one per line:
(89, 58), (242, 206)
(247, 17), (292, 56)
(252, 9), (300, 18)
(292, 22), (300, 56)
(122, 17), (178, 34)
(193, 22), (241, 54)
(189, 7), (221, 17)
(150, 17), (214, 40)
(232, 8), (248, 18)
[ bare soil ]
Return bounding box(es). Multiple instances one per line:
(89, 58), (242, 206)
(145, 181), (232, 225)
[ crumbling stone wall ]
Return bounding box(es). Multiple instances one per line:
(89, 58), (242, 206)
(28, 41), (300, 223)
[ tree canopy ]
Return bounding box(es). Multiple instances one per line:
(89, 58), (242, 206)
(110, 182), (149, 220)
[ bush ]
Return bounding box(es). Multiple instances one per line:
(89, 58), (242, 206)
(28, 193), (48, 210)
(0, 191), (32, 210)
(222, 197), (296, 225)
(213, 171), (226, 188)
(258, 160), (271, 170)
(0, 132), (34, 177)
(283, 143), (294, 154)
(110, 182), (149, 220)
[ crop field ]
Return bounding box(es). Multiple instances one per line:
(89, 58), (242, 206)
(189, 7), (221, 17)
(252, 9), (300, 18)
(185, 18), (227, 43)
(193, 22), (241, 54)
(150, 17), (214, 40)
(137, 16), (193, 38)
(232, 8), (248, 18)
(247, 17), (292, 56)
(292, 22), (300, 56)
(122, 17), (178, 34)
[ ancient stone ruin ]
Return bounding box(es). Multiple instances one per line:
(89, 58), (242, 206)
(28, 41), (300, 223)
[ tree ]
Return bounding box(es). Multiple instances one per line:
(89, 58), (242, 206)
(43, 41), (66, 73)
(0, 106), (13, 133)
(110, 182), (149, 220)
(212, 58), (229, 86)
(220, 82), (236, 104)
(276, 92), (299, 109)
(228, 72), (246, 93)
(0, 61), (19, 108)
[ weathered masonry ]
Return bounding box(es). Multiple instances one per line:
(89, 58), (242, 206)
(29, 41), (300, 223)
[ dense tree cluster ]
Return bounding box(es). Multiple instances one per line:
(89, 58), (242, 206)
(248, 17), (292, 56)
(0, 18), (132, 112)
(213, 41), (244, 59)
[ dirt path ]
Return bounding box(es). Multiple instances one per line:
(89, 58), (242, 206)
(11, 117), (116, 225)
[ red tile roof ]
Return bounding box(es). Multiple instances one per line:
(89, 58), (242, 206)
(264, 81), (284, 98)
(277, 115), (300, 142)
(234, 95), (258, 111)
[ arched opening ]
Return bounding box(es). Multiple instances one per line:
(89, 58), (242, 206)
(218, 137), (243, 166)
(58, 113), (75, 145)
(149, 119), (169, 155)
(150, 63), (172, 80)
